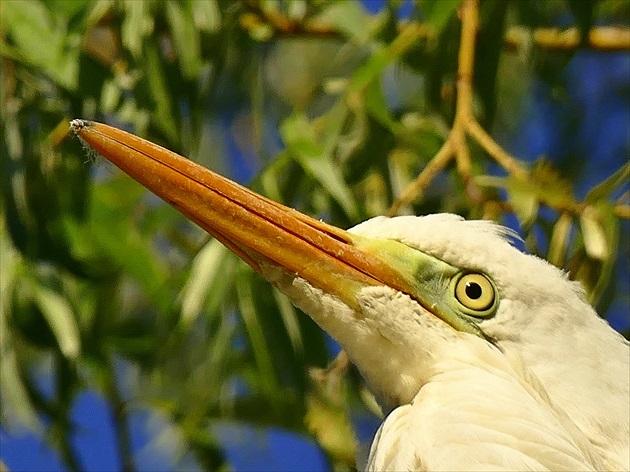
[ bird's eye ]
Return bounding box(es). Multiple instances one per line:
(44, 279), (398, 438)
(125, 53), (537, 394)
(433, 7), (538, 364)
(454, 273), (496, 316)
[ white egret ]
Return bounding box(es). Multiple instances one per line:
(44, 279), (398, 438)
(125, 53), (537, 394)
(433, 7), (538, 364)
(71, 120), (629, 471)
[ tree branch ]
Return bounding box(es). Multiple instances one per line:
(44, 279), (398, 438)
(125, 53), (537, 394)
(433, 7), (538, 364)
(530, 26), (630, 52)
(386, 0), (629, 221)
(466, 120), (527, 178)
(240, 3), (630, 52)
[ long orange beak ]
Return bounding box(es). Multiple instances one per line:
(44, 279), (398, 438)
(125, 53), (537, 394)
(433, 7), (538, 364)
(70, 120), (417, 309)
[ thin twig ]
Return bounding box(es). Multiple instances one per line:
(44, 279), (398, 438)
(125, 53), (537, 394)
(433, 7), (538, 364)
(242, 3), (630, 51)
(484, 198), (630, 220)
(450, 0), (478, 184)
(387, 140), (454, 216)
(388, 0), (483, 215)
(466, 119), (527, 178)
(533, 26), (630, 51)
(614, 204), (630, 219)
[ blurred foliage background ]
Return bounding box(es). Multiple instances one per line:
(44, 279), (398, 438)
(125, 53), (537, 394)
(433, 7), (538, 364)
(1, 0), (629, 471)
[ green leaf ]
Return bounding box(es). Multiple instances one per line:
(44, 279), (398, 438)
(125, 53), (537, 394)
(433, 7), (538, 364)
(144, 42), (179, 145)
(316, 1), (371, 44)
(86, 178), (172, 312)
(547, 213), (573, 267)
(121, 0), (150, 58)
(33, 285), (81, 359)
(0, 345), (44, 433)
(166, 1), (203, 79)
(204, 309), (238, 393)
(585, 162), (630, 203)
(180, 239), (231, 326)
(0, 229), (43, 433)
(1, 0), (79, 90)
(364, 78), (397, 130)
(191, 0), (221, 33)
(236, 271), (281, 402)
(47, 0), (91, 17)
(578, 202), (618, 305)
(259, 152), (292, 203)
(528, 160), (574, 209)
(348, 22), (425, 95)
(101, 79), (122, 114)
(506, 184), (539, 226)
(476, 160), (576, 224)
(305, 393), (356, 467)
(281, 112), (359, 220)
(318, 101), (353, 156)
(419, 0), (460, 34)
(475, 174), (540, 225)
(580, 204), (609, 261)
(272, 288), (303, 356)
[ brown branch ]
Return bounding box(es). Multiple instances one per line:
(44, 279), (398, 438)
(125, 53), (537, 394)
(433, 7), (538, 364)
(485, 198), (630, 220)
(243, 1), (630, 222)
(452, 0), (477, 190)
(241, 2), (346, 37)
(389, 0), (493, 215)
(387, 140), (454, 215)
(532, 26), (630, 52)
(614, 204), (630, 219)
(504, 26), (630, 52)
(386, 3), (627, 218)
(240, 3), (630, 51)
(466, 120), (527, 178)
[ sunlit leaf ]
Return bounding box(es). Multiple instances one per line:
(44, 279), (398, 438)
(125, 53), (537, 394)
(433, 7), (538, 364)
(316, 1), (371, 44)
(180, 239), (231, 326)
(476, 161), (575, 222)
(272, 288), (303, 356)
(506, 184), (539, 226)
(305, 393), (356, 467)
(305, 357), (357, 467)
(580, 204), (609, 261)
(32, 285), (81, 359)
(528, 160), (574, 209)
(578, 202), (619, 305)
(0, 228), (43, 433)
(548, 212), (573, 267)
(0, 347), (43, 433)
(101, 79), (121, 114)
(192, 0), (221, 33)
(121, 0), (150, 58)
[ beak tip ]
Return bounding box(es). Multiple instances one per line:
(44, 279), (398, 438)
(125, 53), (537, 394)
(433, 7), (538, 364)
(70, 119), (92, 134)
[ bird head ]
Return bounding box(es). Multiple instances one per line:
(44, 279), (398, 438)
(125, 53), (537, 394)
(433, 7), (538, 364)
(71, 120), (629, 465)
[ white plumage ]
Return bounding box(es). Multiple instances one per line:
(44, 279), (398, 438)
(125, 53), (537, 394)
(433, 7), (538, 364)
(269, 215), (629, 471)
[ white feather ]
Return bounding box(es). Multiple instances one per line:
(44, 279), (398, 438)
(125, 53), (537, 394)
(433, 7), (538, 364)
(267, 214), (629, 471)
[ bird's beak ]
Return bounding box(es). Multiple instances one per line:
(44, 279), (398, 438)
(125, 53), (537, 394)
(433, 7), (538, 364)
(69, 120), (423, 311)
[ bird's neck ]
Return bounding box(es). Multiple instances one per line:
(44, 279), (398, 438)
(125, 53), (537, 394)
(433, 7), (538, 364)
(502, 310), (630, 471)
(368, 341), (608, 471)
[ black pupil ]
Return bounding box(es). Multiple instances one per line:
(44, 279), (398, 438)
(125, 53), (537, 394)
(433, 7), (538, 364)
(465, 281), (482, 299)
